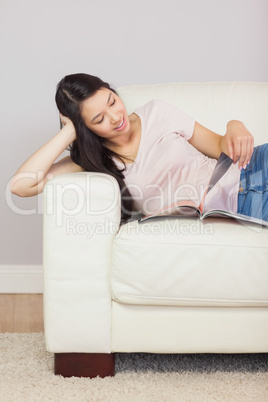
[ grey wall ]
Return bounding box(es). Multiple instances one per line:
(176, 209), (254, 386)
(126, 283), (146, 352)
(1, 0), (268, 265)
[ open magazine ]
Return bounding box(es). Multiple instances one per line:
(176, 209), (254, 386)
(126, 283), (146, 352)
(138, 152), (268, 227)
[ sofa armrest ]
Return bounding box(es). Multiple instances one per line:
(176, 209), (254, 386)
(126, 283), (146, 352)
(43, 172), (121, 353)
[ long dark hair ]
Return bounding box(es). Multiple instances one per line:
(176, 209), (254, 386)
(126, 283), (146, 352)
(55, 73), (134, 223)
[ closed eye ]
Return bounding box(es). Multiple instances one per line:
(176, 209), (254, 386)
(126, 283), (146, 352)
(97, 117), (104, 124)
(96, 98), (116, 124)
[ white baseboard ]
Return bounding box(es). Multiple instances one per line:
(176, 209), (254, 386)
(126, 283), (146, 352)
(0, 265), (43, 293)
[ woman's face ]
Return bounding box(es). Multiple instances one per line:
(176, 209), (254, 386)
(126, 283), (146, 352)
(81, 88), (130, 143)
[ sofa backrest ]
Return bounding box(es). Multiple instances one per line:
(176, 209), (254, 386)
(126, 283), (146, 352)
(117, 82), (268, 146)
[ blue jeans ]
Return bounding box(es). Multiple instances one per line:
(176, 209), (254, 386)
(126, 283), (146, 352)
(237, 144), (268, 221)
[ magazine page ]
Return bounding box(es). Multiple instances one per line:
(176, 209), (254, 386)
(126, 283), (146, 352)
(206, 152), (233, 194)
(201, 209), (268, 227)
(138, 200), (200, 223)
(202, 154), (241, 215)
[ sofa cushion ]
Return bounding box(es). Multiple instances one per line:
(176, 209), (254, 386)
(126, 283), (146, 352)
(111, 218), (268, 307)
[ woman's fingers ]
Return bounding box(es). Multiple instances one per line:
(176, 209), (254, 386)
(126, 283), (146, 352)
(246, 136), (254, 165)
(225, 121), (254, 169)
(232, 137), (242, 165)
(59, 113), (72, 126)
(239, 137), (248, 169)
(233, 135), (254, 169)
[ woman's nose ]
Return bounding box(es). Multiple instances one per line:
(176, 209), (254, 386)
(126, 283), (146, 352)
(108, 110), (120, 123)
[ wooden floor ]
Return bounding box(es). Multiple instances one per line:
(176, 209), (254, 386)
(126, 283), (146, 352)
(0, 294), (44, 333)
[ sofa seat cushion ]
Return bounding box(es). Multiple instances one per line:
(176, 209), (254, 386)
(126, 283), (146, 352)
(111, 218), (268, 307)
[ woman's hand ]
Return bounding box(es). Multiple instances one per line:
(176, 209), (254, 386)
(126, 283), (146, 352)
(59, 114), (77, 142)
(222, 120), (254, 169)
(60, 113), (73, 127)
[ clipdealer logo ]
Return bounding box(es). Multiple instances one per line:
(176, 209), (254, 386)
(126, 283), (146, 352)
(7, 170), (265, 233)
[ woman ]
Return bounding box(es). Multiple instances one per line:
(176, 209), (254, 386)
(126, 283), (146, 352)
(10, 73), (268, 223)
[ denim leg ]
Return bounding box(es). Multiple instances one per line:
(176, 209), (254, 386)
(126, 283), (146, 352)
(237, 144), (268, 221)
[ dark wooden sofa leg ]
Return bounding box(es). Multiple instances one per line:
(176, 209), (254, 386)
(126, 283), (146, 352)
(54, 353), (115, 378)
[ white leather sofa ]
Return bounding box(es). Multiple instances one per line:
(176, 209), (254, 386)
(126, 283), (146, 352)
(43, 82), (268, 378)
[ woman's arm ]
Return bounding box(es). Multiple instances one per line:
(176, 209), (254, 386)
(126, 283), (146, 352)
(10, 120), (82, 197)
(188, 120), (254, 169)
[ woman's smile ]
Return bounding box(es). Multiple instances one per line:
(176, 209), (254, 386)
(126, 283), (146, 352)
(115, 117), (127, 131)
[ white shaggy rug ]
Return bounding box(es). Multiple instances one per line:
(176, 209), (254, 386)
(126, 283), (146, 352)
(0, 333), (268, 402)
